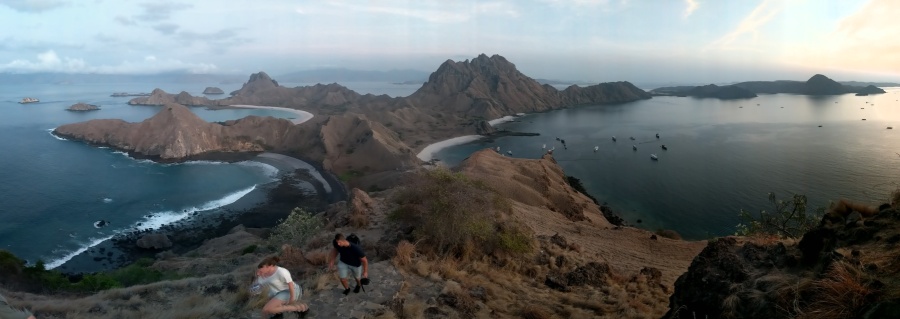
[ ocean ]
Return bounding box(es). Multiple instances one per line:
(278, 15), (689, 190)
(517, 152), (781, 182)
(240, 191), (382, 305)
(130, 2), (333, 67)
(0, 79), (422, 270)
(435, 89), (900, 239)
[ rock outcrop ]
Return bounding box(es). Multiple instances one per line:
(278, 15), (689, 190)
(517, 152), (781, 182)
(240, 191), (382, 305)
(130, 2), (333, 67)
(66, 103), (100, 111)
(136, 234), (172, 250)
(202, 87), (224, 94)
(457, 149), (604, 223)
(664, 206), (900, 319)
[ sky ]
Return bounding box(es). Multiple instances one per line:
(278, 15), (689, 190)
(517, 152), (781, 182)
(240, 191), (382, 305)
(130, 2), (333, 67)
(1, 0), (898, 84)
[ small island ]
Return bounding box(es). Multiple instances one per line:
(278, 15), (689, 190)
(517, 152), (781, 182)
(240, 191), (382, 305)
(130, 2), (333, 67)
(202, 87), (224, 94)
(66, 103), (100, 112)
(111, 92), (151, 97)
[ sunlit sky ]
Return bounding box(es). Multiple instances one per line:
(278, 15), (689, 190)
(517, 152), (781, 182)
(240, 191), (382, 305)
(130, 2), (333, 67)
(2, 0), (899, 84)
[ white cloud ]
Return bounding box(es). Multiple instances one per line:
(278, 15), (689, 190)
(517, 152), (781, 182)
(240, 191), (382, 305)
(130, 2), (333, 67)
(327, 1), (470, 23)
(0, 0), (67, 13)
(0, 50), (217, 74)
(706, 0), (785, 51)
(683, 0), (699, 18)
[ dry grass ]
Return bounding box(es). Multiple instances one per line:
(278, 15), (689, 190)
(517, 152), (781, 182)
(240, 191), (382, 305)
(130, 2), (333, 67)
(522, 305), (555, 319)
(799, 261), (876, 319)
(393, 240), (417, 267)
(349, 210), (371, 229)
(304, 248), (330, 267)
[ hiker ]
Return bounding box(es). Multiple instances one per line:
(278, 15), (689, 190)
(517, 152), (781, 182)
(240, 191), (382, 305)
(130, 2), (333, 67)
(328, 233), (369, 295)
(252, 256), (309, 318)
(0, 293), (36, 319)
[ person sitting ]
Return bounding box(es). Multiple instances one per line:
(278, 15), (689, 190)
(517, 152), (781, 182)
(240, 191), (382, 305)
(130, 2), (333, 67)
(328, 233), (369, 295)
(252, 256), (309, 318)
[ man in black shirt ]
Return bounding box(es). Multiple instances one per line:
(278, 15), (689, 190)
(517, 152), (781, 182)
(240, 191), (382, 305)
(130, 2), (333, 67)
(328, 233), (369, 295)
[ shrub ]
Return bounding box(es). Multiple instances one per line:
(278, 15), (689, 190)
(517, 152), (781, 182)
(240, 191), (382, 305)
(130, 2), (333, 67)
(268, 207), (323, 248)
(736, 193), (823, 238)
(390, 169), (531, 260)
(241, 245), (258, 255)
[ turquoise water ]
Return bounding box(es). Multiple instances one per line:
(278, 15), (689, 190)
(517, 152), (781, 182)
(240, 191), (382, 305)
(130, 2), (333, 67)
(0, 81), (338, 268)
(435, 89), (900, 239)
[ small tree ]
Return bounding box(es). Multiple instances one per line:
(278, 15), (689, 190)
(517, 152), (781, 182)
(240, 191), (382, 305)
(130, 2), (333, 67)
(736, 192), (823, 238)
(268, 208), (323, 248)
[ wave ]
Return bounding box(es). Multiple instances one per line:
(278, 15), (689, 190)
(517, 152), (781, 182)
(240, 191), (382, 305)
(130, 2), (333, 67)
(236, 161), (279, 180)
(488, 115), (517, 125)
(46, 234), (115, 270)
(133, 185), (256, 232)
(46, 128), (67, 141)
(103, 198), (113, 203)
(44, 185), (257, 270)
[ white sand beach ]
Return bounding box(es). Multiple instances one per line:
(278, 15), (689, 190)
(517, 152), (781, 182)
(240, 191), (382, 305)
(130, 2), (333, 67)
(229, 104), (314, 124)
(416, 135), (484, 162)
(488, 115), (517, 125)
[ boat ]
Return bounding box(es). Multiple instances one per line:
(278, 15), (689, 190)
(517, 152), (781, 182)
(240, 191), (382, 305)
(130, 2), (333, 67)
(655, 133), (660, 139)
(542, 144), (546, 149)
(593, 146), (599, 152)
(629, 137), (635, 140)
(612, 136), (616, 142)
(632, 145), (637, 151)
(19, 97), (39, 104)
(661, 144), (668, 150)
(888, 127), (893, 130)
(506, 150), (512, 156)
(650, 154), (658, 161)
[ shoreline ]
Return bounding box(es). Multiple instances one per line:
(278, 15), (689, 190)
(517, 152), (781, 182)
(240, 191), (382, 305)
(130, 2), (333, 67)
(55, 152), (346, 274)
(415, 113), (533, 162)
(228, 104), (314, 124)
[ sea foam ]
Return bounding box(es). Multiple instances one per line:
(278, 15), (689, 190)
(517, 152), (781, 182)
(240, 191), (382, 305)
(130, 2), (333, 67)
(44, 185), (257, 270)
(47, 128), (67, 141)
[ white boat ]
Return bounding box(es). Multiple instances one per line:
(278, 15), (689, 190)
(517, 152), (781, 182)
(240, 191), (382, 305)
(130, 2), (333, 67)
(19, 97), (39, 104)
(650, 154), (658, 160)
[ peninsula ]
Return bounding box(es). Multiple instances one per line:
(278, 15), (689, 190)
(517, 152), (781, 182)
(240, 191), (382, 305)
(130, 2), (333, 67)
(651, 74), (887, 98)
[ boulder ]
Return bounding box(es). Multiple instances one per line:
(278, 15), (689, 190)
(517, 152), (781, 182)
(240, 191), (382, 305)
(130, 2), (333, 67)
(136, 234), (172, 250)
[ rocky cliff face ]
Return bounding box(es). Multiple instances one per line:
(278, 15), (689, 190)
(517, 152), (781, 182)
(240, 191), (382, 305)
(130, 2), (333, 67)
(664, 205), (900, 319)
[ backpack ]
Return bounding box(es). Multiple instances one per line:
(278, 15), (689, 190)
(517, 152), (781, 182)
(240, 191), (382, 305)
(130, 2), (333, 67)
(346, 233), (361, 246)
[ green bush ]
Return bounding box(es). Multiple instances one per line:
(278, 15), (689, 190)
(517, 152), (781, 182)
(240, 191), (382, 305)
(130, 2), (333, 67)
(736, 192), (823, 238)
(241, 245), (258, 255)
(391, 169), (531, 259)
(268, 208), (323, 248)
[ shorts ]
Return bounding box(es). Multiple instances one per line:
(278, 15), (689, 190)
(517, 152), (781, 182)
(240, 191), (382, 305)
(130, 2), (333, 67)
(272, 282), (302, 301)
(337, 260), (362, 279)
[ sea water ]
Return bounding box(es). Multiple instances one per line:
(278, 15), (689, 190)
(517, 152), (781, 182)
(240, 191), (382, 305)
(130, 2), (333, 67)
(0, 80), (421, 268)
(435, 89), (900, 239)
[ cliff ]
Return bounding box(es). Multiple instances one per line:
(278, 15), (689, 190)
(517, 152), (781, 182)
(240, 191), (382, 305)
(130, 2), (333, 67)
(664, 204), (900, 318)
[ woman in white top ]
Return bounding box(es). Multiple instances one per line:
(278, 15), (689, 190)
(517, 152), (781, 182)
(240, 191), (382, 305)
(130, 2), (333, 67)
(254, 256), (309, 318)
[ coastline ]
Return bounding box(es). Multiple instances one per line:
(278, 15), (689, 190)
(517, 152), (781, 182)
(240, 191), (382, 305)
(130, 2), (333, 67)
(228, 104), (314, 124)
(416, 135), (484, 162)
(56, 152), (346, 274)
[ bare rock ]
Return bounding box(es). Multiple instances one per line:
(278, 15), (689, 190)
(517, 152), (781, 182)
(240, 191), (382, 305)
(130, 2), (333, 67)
(202, 87), (224, 94)
(136, 234), (172, 250)
(66, 103), (100, 112)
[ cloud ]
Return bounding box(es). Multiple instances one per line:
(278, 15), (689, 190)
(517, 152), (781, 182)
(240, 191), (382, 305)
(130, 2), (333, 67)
(683, 0), (699, 18)
(135, 1), (192, 21)
(706, 0), (785, 51)
(786, 0), (900, 75)
(115, 15), (137, 26)
(0, 0), (67, 13)
(152, 23), (179, 35)
(326, 1), (470, 23)
(0, 50), (217, 74)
